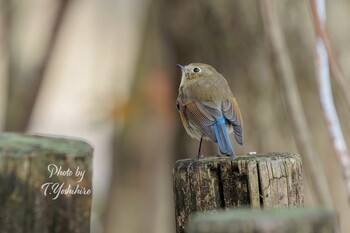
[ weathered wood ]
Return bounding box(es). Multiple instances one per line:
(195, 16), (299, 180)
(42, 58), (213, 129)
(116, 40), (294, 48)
(173, 153), (303, 233)
(0, 133), (93, 233)
(189, 207), (336, 233)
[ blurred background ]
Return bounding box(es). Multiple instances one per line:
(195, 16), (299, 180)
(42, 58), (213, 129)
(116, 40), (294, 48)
(1, 0), (350, 232)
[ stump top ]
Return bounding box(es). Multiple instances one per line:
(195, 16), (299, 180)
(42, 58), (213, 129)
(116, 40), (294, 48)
(190, 207), (333, 223)
(189, 208), (335, 233)
(0, 133), (93, 158)
(175, 152), (301, 166)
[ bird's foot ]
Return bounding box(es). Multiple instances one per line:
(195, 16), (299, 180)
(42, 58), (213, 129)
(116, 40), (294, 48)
(189, 155), (202, 160)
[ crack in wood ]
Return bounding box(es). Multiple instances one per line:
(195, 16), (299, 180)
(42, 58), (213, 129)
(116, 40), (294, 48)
(217, 164), (225, 209)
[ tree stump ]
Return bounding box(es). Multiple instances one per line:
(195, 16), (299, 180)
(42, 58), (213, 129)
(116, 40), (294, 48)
(0, 133), (93, 233)
(173, 153), (303, 233)
(188, 207), (336, 233)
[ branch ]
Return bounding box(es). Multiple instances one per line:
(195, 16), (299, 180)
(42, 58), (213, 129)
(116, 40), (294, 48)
(309, 0), (350, 112)
(310, 0), (350, 203)
(259, 0), (334, 208)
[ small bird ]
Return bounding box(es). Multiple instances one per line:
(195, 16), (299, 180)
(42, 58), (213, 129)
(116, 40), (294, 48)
(176, 63), (243, 158)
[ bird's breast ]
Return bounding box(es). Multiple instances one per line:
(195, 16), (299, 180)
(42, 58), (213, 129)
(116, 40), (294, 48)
(179, 78), (232, 102)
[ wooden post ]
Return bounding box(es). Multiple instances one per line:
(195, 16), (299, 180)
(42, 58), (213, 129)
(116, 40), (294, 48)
(0, 133), (93, 233)
(173, 153), (303, 233)
(188, 207), (336, 233)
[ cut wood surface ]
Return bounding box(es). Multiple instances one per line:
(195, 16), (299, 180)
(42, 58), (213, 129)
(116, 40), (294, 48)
(189, 207), (335, 233)
(0, 133), (93, 233)
(173, 152), (303, 233)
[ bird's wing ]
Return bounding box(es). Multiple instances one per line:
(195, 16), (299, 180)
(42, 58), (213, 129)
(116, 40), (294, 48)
(179, 100), (221, 142)
(187, 100), (236, 156)
(222, 97), (243, 145)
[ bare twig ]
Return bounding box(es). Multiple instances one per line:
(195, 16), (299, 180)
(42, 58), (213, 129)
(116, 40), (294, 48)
(310, 0), (350, 203)
(259, 0), (334, 208)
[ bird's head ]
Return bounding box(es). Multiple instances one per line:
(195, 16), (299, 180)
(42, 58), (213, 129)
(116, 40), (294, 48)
(177, 63), (218, 85)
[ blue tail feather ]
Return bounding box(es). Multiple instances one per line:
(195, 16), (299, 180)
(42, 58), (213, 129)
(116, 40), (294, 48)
(212, 117), (235, 157)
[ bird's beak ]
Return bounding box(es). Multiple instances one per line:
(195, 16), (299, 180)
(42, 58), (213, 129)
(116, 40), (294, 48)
(176, 64), (185, 71)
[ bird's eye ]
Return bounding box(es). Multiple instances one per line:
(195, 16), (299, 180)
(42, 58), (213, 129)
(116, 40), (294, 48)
(193, 67), (201, 73)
